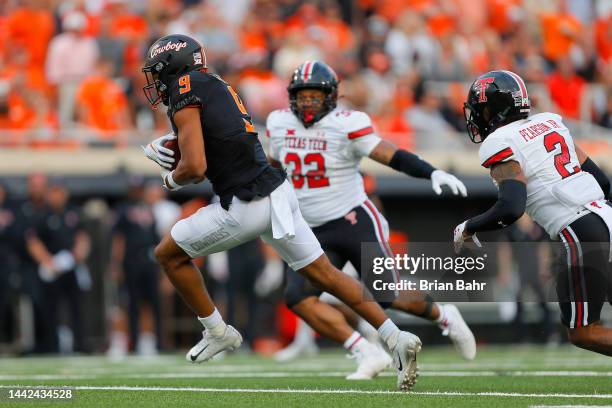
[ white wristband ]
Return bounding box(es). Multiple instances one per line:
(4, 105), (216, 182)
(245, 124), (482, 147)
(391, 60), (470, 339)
(164, 171), (184, 191)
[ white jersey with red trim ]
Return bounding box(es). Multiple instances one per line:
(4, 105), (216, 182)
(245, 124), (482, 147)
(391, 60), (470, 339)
(479, 112), (604, 237)
(267, 107), (382, 227)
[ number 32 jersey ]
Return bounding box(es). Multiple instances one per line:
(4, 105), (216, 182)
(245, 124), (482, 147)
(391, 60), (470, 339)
(479, 112), (604, 237)
(267, 108), (381, 227)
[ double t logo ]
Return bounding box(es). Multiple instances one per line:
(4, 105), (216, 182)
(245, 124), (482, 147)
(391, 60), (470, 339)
(475, 77), (495, 102)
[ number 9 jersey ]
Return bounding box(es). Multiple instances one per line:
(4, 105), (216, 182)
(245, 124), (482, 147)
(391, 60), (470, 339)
(479, 112), (605, 237)
(267, 107), (381, 227)
(167, 71), (285, 209)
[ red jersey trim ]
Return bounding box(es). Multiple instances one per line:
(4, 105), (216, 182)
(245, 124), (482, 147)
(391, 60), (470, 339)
(348, 126), (374, 140)
(482, 147), (514, 168)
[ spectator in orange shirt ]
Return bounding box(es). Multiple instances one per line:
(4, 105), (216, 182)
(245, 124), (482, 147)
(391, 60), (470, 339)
(5, 0), (55, 71)
(595, 13), (611, 63)
(547, 56), (586, 120)
(372, 103), (414, 151)
(319, 0), (355, 52)
(540, 1), (582, 64)
(0, 77), (58, 145)
(486, 0), (522, 36)
(75, 59), (131, 143)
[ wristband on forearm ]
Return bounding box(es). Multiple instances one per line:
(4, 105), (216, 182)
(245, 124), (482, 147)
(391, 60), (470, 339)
(465, 179), (526, 233)
(389, 149), (436, 179)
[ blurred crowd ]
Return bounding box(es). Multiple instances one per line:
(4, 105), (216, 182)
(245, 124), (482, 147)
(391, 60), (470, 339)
(0, 0), (611, 149)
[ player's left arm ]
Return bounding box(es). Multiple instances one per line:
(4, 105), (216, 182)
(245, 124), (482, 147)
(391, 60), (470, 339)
(453, 160), (527, 252)
(368, 140), (467, 196)
(466, 161), (527, 235)
(575, 144), (610, 199)
(164, 107), (207, 190)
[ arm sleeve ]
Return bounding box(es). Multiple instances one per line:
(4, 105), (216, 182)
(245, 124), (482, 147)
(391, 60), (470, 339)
(346, 111), (382, 157)
(581, 157), (611, 199)
(465, 180), (527, 233)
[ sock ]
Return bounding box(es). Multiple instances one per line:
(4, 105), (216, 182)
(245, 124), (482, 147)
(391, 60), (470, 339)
(357, 318), (379, 343)
(435, 304), (448, 327)
(198, 308), (227, 337)
(378, 318), (400, 350)
(343, 331), (364, 351)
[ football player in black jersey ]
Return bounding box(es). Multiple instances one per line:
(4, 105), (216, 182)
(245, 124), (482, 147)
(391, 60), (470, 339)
(141, 34), (421, 390)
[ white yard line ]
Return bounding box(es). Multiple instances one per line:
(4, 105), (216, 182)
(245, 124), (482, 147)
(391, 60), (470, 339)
(1, 370), (612, 381)
(530, 406), (612, 408)
(0, 385), (611, 399)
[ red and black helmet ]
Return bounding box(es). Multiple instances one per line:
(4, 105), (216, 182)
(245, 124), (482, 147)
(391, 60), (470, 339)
(142, 34), (206, 107)
(463, 70), (530, 143)
(288, 61), (339, 127)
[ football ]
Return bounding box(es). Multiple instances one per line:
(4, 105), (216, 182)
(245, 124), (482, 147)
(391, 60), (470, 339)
(162, 138), (181, 170)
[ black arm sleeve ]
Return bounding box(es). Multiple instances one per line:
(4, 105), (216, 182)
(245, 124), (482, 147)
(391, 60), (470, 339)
(465, 179), (527, 233)
(581, 158), (610, 199)
(389, 149), (436, 179)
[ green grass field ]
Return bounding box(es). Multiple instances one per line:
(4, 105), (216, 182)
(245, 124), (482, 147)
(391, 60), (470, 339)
(0, 345), (611, 407)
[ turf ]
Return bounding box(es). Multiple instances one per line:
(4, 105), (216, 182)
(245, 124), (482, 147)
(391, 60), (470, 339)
(0, 345), (611, 407)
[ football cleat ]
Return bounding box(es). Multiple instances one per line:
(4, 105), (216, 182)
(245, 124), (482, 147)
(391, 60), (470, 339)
(391, 331), (422, 391)
(273, 341), (318, 362)
(186, 325), (242, 364)
(346, 342), (392, 380)
(439, 304), (477, 360)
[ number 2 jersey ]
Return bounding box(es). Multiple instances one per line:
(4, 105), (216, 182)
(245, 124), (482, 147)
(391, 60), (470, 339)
(167, 70), (285, 209)
(266, 108), (382, 227)
(479, 112), (604, 237)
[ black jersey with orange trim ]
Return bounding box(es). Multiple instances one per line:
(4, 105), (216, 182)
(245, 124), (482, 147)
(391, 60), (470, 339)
(167, 71), (285, 208)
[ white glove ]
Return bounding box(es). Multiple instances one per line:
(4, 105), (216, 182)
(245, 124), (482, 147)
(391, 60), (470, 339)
(159, 168), (185, 191)
(431, 170), (468, 197)
(142, 133), (176, 169)
(53, 250), (76, 272)
(453, 220), (481, 254)
(38, 264), (58, 283)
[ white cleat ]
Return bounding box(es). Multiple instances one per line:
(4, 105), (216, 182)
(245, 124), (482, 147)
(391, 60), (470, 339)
(186, 325), (242, 364)
(391, 331), (422, 391)
(273, 341), (318, 362)
(346, 343), (392, 380)
(440, 304), (476, 360)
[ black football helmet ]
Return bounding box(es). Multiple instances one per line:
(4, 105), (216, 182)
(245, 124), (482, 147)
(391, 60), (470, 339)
(142, 34), (206, 107)
(463, 70), (530, 143)
(288, 61), (339, 127)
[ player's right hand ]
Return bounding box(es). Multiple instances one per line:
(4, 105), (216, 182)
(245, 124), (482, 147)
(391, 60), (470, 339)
(142, 133), (176, 169)
(453, 221), (481, 254)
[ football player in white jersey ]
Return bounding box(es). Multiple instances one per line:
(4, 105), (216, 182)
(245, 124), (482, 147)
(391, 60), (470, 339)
(267, 60), (477, 379)
(454, 70), (612, 356)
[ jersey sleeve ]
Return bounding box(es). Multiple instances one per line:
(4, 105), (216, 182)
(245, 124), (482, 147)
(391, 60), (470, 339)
(346, 111), (382, 157)
(479, 135), (516, 169)
(168, 73), (203, 115)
